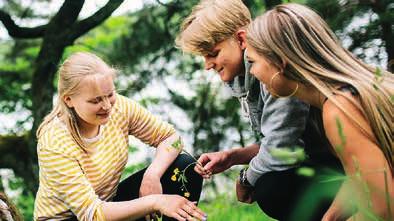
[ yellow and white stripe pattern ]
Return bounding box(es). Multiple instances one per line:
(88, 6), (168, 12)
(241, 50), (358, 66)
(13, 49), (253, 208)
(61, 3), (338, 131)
(34, 94), (176, 221)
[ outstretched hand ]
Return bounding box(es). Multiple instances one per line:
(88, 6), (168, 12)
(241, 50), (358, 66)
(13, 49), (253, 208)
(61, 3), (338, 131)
(194, 151), (232, 178)
(154, 195), (207, 221)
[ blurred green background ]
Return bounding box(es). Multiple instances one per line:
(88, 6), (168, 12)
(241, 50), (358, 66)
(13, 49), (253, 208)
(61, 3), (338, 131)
(0, 0), (392, 220)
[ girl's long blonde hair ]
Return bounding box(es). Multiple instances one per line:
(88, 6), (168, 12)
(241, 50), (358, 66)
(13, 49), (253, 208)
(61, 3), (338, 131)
(36, 52), (117, 150)
(247, 3), (393, 168)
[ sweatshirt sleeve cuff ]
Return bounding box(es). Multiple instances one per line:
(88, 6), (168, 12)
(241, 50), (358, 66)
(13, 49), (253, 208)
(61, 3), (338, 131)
(246, 166), (261, 186)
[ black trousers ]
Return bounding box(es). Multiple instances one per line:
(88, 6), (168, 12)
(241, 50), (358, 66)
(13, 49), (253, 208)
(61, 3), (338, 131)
(254, 165), (344, 221)
(66, 154), (203, 221)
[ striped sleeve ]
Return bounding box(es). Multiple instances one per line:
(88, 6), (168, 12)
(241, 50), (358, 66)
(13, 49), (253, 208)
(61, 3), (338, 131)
(38, 147), (106, 221)
(118, 95), (176, 147)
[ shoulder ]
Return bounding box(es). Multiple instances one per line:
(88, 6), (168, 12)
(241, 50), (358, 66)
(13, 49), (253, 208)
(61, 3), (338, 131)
(113, 93), (140, 114)
(322, 95), (368, 131)
(37, 119), (79, 154)
(322, 95), (375, 155)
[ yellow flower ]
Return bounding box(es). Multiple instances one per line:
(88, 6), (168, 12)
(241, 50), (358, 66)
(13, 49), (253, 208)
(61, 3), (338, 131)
(171, 175), (177, 181)
(184, 192), (190, 198)
(173, 168), (180, 174)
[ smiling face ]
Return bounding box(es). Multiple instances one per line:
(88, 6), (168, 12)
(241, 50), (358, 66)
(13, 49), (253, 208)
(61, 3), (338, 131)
(246, 43), (298, 97)
(203, 37), (245, 82)
(64, 74), (116, 131)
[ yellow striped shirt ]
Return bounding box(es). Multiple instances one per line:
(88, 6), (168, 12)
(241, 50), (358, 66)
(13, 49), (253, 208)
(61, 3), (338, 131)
(34, 94), (176, 221)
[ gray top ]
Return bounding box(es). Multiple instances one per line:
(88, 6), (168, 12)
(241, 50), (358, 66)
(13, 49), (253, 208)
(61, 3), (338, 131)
(226, 52), (311, 186)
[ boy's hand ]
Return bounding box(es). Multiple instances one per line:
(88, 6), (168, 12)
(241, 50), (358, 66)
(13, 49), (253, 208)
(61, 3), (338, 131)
(194, 151), (232, 178)
(236, 179), (255, 204)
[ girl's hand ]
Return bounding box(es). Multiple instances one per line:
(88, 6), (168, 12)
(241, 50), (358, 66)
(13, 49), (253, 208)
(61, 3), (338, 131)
(154, 195), (207, 221)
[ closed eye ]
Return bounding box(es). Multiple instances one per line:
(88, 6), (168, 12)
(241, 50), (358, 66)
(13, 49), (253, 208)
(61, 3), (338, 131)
(88, 99), (99, 104)
(207, 51), (219, 57)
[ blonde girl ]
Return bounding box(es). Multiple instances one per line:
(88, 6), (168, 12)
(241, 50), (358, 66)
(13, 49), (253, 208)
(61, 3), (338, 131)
(34, 52), (207, 221)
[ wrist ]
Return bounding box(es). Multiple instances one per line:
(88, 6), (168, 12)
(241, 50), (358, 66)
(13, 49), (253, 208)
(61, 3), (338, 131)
(239, 168), (253, 187)
(144, 167), (163, 179)
(224, 149), (235, 166)
(149, 194), (161, 212)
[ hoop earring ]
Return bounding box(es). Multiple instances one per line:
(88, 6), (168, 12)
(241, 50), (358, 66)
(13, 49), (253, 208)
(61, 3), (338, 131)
(269, 72), (299, 98)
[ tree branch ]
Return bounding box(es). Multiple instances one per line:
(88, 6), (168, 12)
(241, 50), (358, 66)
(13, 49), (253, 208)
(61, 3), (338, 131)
(0, 70), (20, 76)
(70, 0), (125, 41)
(49, 0), (84, 29)
(0, 10), (46, 38)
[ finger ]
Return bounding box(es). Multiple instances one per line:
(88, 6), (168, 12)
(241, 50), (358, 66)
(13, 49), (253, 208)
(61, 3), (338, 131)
(197, 154), (210, 166)
(180, 208), (196, 221)
(194, 164), (206, 175)
(203, 160), (216, 171)
(202, 174), (211, 179)
(182, 204), (193, 215)
(177, 209), (188, 220)
(187, 202), (207, 221)
(173, 212), (186, 221)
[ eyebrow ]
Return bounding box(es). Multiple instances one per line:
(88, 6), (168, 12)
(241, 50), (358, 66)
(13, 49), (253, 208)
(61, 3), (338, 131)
(89, 90), (115, 101)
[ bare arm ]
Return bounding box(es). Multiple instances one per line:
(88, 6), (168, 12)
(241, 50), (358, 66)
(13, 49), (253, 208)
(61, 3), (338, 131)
(102, 195), (157, 221)
(323, 98), (393, 220)
(102, 194), (206, 221)
(144, 134), (182, 179)
(226, 143), (260, 165)
(195, 143), (259, 176)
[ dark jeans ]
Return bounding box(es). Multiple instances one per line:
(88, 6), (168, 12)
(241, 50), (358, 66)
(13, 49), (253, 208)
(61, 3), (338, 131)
(66, 154), (203, 221)
(254, 165), (344, 221)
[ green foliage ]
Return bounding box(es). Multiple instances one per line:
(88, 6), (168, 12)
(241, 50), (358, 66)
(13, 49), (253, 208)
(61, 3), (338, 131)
(0, 40), (39, 114)
(334, 117), (346, 155)
(270, 146), (306, 164)
(1, 0), (392, 220)
(16, 192), (34, 221)
(199, 195), (275, 221)
(120, 145), (147, 181)
(120, 162), (146, 181)
(307, 0), (393, 69)
(5, 175), (34, 220)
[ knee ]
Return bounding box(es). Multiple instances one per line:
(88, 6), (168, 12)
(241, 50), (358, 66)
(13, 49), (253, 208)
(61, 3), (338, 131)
(173, 154), (202, 184)
(173, 154), (196, 169)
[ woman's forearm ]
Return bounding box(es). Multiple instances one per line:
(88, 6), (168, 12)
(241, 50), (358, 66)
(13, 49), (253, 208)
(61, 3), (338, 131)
(146, 133), (182, 178)
(102, 195), (157, 221)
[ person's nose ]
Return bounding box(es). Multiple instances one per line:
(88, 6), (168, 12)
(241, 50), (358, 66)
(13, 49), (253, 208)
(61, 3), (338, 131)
(101, 97), (111, 110)
(204, 56), (215, 70)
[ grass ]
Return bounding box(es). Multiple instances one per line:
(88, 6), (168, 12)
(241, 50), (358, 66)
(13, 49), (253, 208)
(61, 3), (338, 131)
(199, 195), (276, 221)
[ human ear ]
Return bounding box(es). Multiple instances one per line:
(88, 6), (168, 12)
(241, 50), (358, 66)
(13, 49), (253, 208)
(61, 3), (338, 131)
(236, 29), (247, 50)
(63, 96), (73, 108)
(280, 59), (288, 73)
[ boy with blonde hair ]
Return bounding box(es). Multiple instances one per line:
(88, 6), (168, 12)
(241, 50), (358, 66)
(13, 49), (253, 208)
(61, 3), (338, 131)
(176, 0), (342, 220)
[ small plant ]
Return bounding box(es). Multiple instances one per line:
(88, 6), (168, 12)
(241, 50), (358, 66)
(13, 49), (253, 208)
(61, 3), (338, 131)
(270, 146), (307, 164)
(169, 137), (204, 198)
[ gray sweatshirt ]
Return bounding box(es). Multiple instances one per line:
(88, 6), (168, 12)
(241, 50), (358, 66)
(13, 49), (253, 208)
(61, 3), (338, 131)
(226, 53), (311, 186)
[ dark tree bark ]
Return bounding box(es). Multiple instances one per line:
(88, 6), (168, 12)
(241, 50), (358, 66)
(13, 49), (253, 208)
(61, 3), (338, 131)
(0, 0), (124, 193)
